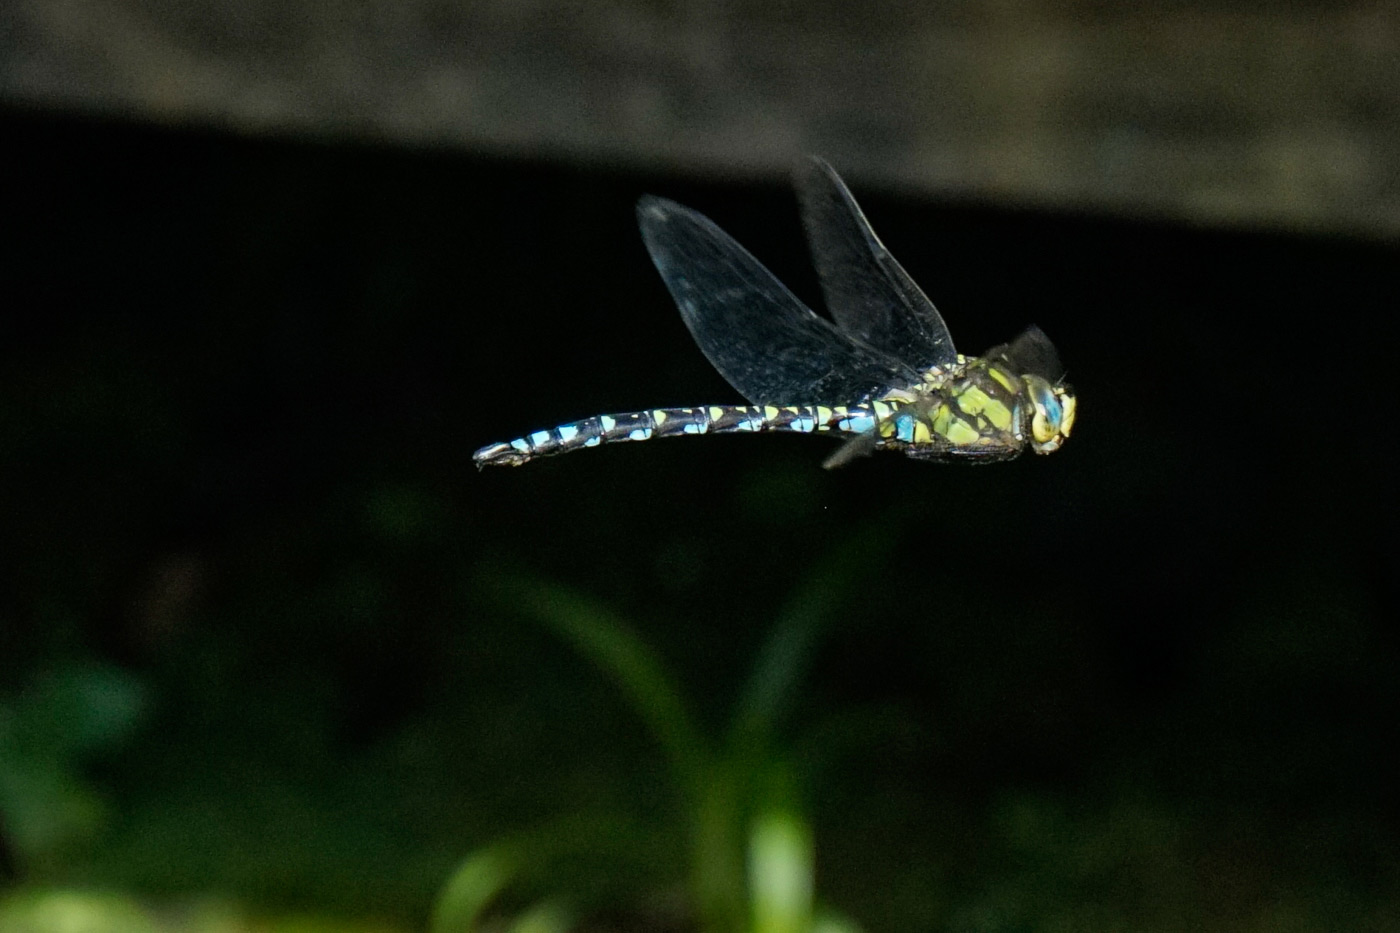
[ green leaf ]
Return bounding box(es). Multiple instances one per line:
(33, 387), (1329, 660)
(430, 845), (521, 933)
(477, 572), (708, 792)
(748, 809), (814, 933)
(730, 518), (897, 751)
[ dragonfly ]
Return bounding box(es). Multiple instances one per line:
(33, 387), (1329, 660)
(473, 157), (1076, 469)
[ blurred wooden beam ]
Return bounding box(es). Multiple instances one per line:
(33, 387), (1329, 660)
(5, 0), (1396, 236)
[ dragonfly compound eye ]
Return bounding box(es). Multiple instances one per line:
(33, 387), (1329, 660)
(1025, 376), (1074, 452)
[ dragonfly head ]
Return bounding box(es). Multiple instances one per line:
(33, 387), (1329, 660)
(1022, 375), (1076, 454)
(999, 326), (1074, 454)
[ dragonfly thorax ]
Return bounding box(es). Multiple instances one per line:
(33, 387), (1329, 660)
(858, 354), (1074, 462)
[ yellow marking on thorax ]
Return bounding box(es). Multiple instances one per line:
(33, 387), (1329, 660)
(988, 365), (1019, 394)
(931, 402), (981, 446)
(944, 418), (981, 445)
(955, 385), (1013, 431)
(931, 403), (953, 436)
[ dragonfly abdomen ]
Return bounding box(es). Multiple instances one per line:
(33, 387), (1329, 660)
(472, 403), (886, 468)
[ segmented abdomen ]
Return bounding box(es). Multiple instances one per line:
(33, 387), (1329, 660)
(472, 403), (886, 467)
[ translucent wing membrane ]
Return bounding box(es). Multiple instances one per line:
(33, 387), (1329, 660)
(997, 325), (1065, 381)
(794, 157), (957, 371)
(637, 197), (918, 406)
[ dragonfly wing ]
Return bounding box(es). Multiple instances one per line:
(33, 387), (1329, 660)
(821, 429), (881, 470)
(638, 196), (918, 406)
(999, 325), (1065, 381)
(794, 157), (957, 371)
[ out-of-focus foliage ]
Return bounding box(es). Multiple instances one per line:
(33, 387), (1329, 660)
(0, 663), (148, 871)
(0, 889), (408, 933)
(435, 524), (890, 931)
(0, 890), (158, 933)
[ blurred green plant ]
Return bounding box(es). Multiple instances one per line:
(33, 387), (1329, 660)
(0, 888), (413, 933)
(433, 524), (895, 933)
(0, 661), (149, 874)
(0, 889), (158, 933)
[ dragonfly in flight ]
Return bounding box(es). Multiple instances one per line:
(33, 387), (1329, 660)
(474, 158), (1076, 469)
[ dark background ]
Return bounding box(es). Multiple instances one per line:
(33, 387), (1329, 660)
(2, 103), (1397, 929)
